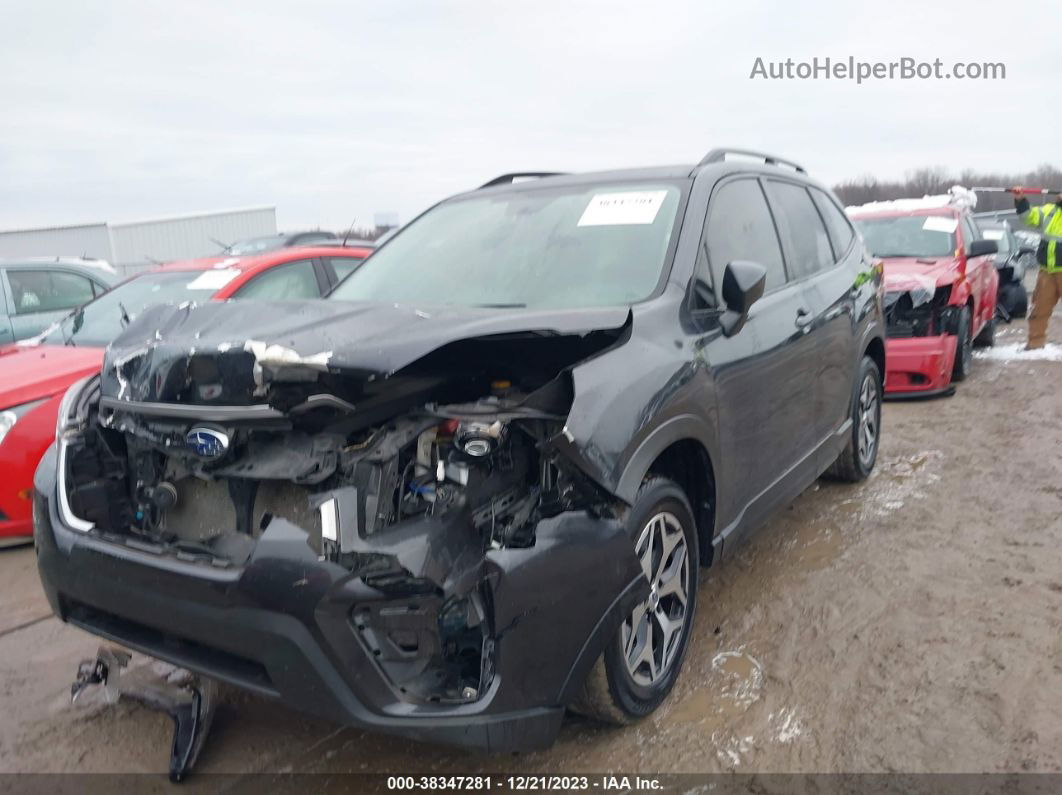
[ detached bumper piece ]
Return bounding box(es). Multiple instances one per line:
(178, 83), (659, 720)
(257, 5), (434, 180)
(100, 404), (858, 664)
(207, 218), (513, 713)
(69, 646), (217, 782)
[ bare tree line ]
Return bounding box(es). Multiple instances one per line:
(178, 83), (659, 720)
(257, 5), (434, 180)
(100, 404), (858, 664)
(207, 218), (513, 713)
(833, 163), (1062, 210)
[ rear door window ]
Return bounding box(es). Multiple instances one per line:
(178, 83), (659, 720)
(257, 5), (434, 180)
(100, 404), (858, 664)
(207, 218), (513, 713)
(7, 269), (96, 314)
(232, 259), (321, 300)
(764, 181), (834, 280)
(702, 178), (787, 293)
(809, 188), (855, 261)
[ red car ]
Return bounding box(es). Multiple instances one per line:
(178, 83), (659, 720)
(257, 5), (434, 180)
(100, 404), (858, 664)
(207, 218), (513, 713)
(0, 245), (370, 544)
(850, 201), (998, 397)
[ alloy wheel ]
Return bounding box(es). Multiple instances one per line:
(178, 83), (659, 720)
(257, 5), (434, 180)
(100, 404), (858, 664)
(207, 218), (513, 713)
(621, 511), (690, 686)
(857, 373), (879, 467)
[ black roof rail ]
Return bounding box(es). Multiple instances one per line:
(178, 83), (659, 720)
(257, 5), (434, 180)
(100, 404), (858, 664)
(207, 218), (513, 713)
(697, 148), (805, 174)
(478, 172), (567, 189)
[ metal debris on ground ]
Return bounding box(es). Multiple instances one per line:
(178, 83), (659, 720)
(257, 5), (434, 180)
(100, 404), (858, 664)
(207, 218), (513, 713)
(69, 647), (218, 782)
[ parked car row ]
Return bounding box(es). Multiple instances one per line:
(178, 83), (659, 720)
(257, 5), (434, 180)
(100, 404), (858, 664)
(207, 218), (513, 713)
(0, 257), (118, 345)
(973, 217), (1034, 320)
(848, 188), (1004, 398)
(0, 231), (365, 345)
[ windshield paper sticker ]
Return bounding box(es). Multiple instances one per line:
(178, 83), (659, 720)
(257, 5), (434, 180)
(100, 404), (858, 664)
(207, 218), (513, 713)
(922, 216), (958, 234)
(578, 190), (668, 227)
(187, 269), (240, 290)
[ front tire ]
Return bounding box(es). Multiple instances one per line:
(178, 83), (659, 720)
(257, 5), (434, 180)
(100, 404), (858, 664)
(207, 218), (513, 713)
(824, 355), (881, 482)
(952, 306), (973, 381)
(571, 477), (698, 724)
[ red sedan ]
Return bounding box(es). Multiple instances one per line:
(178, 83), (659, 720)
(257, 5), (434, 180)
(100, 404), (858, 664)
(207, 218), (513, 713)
(850, 204), (998, 397)
(0, 245), (370, 544)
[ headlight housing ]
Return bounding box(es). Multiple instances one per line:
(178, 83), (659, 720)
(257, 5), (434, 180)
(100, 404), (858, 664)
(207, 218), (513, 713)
(55, 376), (97, 533)
(56, 375), (95, 441)
(0, 398), (48, 447)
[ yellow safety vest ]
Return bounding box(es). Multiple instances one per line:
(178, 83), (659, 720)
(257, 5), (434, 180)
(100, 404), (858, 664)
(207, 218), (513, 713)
(1020, 202), (1062, 272)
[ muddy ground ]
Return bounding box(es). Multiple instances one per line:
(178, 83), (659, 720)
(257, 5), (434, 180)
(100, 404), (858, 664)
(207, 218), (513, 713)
(1, 307), (1060, 782)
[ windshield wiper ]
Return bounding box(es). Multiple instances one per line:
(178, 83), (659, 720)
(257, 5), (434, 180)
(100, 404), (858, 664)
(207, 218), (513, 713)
(473, 303), (527, 308)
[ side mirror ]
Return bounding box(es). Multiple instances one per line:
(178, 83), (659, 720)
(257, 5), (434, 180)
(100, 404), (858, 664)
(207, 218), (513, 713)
(720, 260), (767, 337)
(968, 239), (998, 258)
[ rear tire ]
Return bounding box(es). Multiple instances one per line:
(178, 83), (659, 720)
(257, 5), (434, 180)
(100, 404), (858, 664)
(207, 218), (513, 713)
(952, 306), (973, 381)
(824, 355), (881, 483)
(1002, 282), (1028, 318)
(571, 477), (698, 725)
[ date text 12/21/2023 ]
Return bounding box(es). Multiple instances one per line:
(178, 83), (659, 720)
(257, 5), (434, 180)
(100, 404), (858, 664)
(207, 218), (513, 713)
(386, 775), (664, 791)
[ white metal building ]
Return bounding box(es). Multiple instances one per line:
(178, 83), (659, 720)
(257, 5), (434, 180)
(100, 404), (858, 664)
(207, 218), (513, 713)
(0, 207), (277, 276)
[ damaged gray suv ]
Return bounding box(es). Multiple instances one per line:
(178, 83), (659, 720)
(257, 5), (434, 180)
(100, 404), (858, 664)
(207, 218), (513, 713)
(35, 149), (885, 756)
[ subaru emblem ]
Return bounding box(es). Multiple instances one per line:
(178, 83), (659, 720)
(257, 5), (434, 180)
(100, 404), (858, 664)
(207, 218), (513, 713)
(185, 427), (229, 459)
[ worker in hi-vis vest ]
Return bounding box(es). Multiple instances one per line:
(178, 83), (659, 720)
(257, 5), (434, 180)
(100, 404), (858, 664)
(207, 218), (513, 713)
(1012, 187), (1062, 349)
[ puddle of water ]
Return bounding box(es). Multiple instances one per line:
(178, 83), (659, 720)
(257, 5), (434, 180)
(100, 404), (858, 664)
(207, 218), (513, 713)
(667, 650), (764, 729)
(835, 450), (943, 521)
(785, 520), (845, 570)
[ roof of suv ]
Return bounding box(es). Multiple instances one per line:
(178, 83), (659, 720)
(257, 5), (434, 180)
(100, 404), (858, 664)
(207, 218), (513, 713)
(465, 151), (819, 200)
(466, 165), (696, 197)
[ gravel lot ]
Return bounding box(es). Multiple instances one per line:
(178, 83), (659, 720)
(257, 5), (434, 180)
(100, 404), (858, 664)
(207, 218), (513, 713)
(1, 307), (1060, 781)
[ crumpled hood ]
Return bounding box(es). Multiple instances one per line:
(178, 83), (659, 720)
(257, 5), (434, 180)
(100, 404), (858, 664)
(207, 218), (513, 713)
(0, 343), (105, 408)
(881, 256), (960, 295)
(881, 256), (963, 309)
(101, 300), (631, 404)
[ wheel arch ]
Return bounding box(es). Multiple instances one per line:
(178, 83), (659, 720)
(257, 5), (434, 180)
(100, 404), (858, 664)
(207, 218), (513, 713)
(615, 416), (717, 567)
(863, 335), (885, 380)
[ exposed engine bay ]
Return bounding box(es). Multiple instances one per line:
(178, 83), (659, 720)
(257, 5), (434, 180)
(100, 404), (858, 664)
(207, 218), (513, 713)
(58, 310), (633, 707)
(883, 285), (961, 338)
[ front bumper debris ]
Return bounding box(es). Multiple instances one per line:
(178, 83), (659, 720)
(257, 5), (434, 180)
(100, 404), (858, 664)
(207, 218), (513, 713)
(70, 646), (217, 782)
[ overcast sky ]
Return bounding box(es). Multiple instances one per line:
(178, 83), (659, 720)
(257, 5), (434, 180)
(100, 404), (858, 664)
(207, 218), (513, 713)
(1, 0), (1056, 233)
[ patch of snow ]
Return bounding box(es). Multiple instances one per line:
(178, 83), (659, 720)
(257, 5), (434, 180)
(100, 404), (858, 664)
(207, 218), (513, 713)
(711, 730), (754, 768)
(768, 707), (806, 744)
(848, 185), (977, 214)
(974, 343), (1062, 363)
